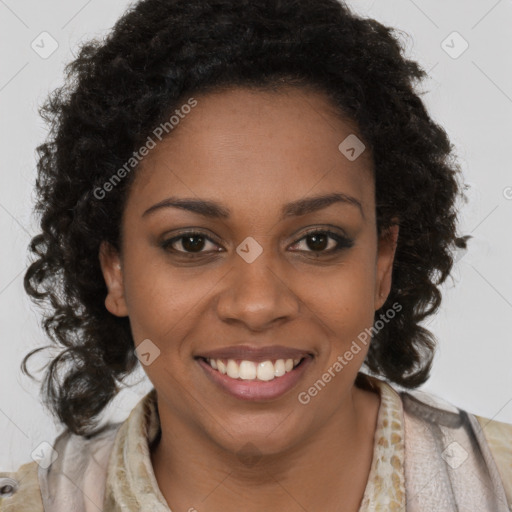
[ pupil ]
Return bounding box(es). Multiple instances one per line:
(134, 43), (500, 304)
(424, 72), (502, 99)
(183, 235), (205, 252)
(307, 233), (327, 251)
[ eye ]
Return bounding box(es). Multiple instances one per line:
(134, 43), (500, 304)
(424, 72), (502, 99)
(160, 231), (221, 255)
(160, 228), (354, 257)
(289, 229), (354, 254)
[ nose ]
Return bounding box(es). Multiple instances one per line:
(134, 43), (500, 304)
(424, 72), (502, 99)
(215, 251), (300, 331)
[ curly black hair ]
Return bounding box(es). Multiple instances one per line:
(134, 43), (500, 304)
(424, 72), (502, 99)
(22, 0), (469, 437)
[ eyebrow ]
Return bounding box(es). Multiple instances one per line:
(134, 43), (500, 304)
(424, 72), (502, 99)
(142, 192), (364, 220)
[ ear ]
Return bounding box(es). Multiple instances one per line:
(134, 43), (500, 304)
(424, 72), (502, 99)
(98, 241), (128, 317)
(374, 222), (399, 310)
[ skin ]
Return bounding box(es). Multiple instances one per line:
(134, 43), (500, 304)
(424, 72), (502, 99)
(99, 86), (399, 512)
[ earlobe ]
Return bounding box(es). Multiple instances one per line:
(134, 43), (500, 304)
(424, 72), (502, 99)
(375, 222), (399, 310)
(98, 241), (129, 317)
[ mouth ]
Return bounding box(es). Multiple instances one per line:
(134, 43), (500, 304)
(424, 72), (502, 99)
(199, 356), (305, 380)
(195, 355), (313, 401)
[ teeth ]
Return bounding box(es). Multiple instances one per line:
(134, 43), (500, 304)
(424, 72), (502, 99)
(256, 361), (275, 381)
(239, 360), (257, 380)
(217, 360), (227, 374)
(274, 359), (286, 377)
(226, 360), (239, 379)
(206, 357), (303, 381)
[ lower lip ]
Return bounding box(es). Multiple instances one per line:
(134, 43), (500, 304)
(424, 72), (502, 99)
(197, 357), (313, 401)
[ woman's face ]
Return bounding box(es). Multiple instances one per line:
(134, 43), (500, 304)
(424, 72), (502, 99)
(100, 86), (398, 455)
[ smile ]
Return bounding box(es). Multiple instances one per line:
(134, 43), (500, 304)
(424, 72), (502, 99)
(196, 355), (313, 401)
(205, 357), (303, 381)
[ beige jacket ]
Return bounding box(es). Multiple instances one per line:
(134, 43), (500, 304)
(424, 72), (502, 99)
(1, 376), (511, 511)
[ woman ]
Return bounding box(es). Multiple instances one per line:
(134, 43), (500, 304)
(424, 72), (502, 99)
(0, 0), (510, 510)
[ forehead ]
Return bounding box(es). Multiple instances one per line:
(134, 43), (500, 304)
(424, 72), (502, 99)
(127, 86), (375, 219)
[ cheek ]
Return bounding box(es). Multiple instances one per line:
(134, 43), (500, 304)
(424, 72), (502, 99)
(120, 252), (199, 344)
(122, 266), (202, 389)
(311, 251), (377, 353)
(315, 250), (376, 312)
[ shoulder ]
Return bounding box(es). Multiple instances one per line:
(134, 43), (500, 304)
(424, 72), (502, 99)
(0, 460), (43, 511)
(474, 414), (512, 505)
(398, 384), (512, 505)
(0, 422), (121, 512)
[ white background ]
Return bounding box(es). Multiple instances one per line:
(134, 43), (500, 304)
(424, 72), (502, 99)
(1, 0), (511, 470)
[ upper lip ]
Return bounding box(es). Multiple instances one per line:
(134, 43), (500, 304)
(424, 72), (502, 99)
(196, 345), (314, 362)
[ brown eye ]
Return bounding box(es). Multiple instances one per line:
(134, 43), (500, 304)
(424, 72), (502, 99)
(161, 232), (220, 254)
(180, 234), (207, 252)
(305, 232), (329, 251)
(289, 230), (354, 254)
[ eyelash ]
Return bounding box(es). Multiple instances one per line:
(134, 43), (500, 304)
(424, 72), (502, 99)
(160, 228), (354, 258)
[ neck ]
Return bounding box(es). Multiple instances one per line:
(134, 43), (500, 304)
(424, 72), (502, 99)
(150, 382), (380, 512)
